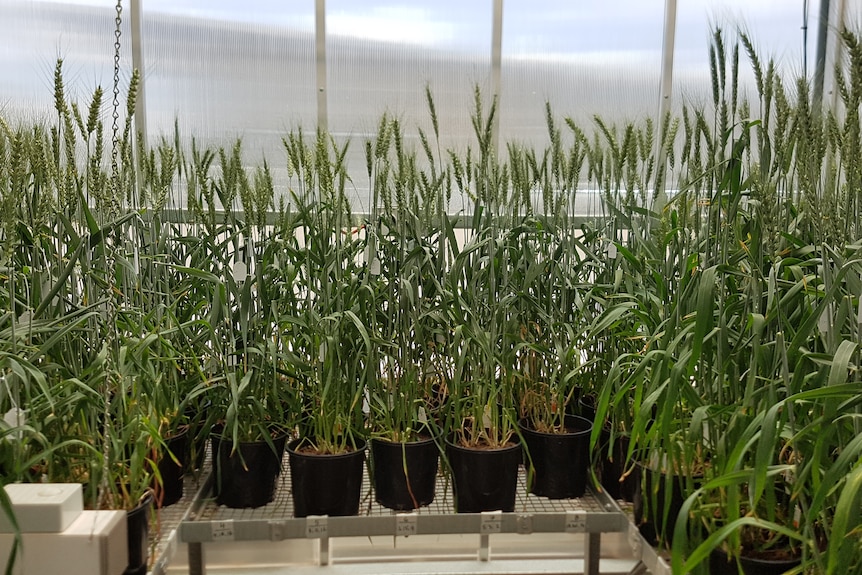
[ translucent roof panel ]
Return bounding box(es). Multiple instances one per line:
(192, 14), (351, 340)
(4, 0), (854, 214)
(674, 0), (813, 111)
(326, 0), (493, 213)
(1, 0), (131, 124)
(500, 0), (664, 148)
(142, 0), (316, 163)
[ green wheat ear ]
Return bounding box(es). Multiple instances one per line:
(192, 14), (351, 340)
(53, 59), (67, 118)
(425, 85), (439, 142)
(86, 87), (103, 137)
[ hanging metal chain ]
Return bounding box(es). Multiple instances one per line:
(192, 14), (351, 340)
(110, 0), (122, 211)
(99, 0), (124, 512)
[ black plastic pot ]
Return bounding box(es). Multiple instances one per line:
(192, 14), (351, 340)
(211, 429), (288, 508)
(124, 493), (154, 575)
(371, 436), (439, 511)
(445, 437), (521, 513)
(577, 394), (598, 422)
(599, 432), (638, 502)
(520, 415), (592, 499)
(709, 548), (801, 575)
(287, 438), (367, 517)
(182, 398), (213, 472)
(633, 462), (700, 546)
(155, 426), (189, 508)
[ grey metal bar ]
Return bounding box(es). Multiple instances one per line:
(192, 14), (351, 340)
(830, 0), (848, 113)
(187, 541), (204, 575)
(630, 523), (671, 575)
(142, 208), (606, 230)
(315, 0), (328, 132)
(585, 532), (601, 575)
(490, 0), (504, 156)
(654, 0), (677, 191)
(479, 534), (490, 561)
(319, 537), (330, 566)
(129, 0), (147, 147)
(813, 0), (832, 114)
(183, 510), (626, 543)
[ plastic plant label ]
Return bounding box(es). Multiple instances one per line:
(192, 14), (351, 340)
(482, 404), (492, 430)
(818, 307), (830, 334)
(480, 511), (502, 534)
(395, 513), (418, 536)
(16, 310), (32, 327)
(565, 510), (586, 533)
(417, 406), (428, 424)
(232, 261), (248, 282)
(211, 520), (235, 541)
(516, 514), (533, 534)
(3, 408), (26, 440)
(361, 388), (371, 415)
(607, 242), (618, 259)
(306, 516), (329, 538)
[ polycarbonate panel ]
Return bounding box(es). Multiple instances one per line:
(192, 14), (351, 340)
(674, 1), (811, 109)
(326, 0), (493, 214)
(0, 0), (131, 124)
(823, 0), (860, 112)
(142, 0), (316, 163)
(500, 0), (664, 148)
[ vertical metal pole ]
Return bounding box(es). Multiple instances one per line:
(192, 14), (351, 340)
(129, 0), (146, 209)
(479, 534), (490, 561)
(830, 0), (848, 114)
(315, 0), (328, 132)
(490, 0), (503, 156)
(319, 537), (330, 566)
(813, 0), (832, 114)
(129, 0), (147, 145)
(187, 541), (205, 575)
(654, 0), (677, 194)
(584, 532), (601, 575)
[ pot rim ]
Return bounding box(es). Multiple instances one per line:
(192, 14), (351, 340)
(518, 415), (593, 436)
(287, 436), (367, 458)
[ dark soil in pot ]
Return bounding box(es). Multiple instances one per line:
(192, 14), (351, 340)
(287, 437), (367, 517)
(371, 436), (439, 511)
(519, 415), (592, 499)
(445, 436), (521, 513)
(709, 548), (801, 575)
(211, 428), (288, 508)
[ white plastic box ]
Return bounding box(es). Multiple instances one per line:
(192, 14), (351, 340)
(0, 510), (128, 575)
(0, 483), (83, 533)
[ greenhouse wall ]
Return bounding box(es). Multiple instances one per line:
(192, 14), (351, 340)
(3, 0), (850, 213)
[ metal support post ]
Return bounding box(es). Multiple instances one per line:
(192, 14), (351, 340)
(584, 532), (601, 575)
(479, 533), (491, 561)
(129, 0), (147, 145)
(654, 0), (677, 195)
(813, 0), (832, 114)
(187, 541), (204, 575)
(319, 536), (330, 566)
(315, 0), (328, 132)
(490, 0), (503, 156)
